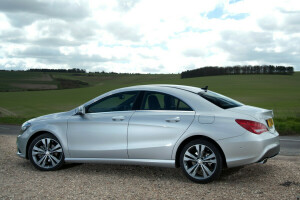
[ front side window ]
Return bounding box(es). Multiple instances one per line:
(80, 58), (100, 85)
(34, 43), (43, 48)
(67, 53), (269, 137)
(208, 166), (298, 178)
(141, 91), (193, 111)
(86, 91), (139, 113)
(199, 91), (243, 109)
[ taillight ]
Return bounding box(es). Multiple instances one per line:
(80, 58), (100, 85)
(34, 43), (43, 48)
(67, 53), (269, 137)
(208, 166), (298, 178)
(235, 119), (268, 134)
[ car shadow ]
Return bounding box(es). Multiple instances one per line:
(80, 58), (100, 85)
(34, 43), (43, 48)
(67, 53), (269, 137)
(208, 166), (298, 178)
(18, 159), (276, 184)
(60, 163), (83, 170)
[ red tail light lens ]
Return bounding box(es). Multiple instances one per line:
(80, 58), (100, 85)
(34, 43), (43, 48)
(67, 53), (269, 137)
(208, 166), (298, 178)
(235, 119), (268, 134)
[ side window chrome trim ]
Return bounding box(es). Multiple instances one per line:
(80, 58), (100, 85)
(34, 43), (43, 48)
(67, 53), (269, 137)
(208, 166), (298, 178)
(84, 110), (136, 115)
(135, 110), (195, 112)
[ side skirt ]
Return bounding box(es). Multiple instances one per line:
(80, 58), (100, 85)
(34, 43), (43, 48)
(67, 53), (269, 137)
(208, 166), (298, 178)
(64, 158), (176, 168)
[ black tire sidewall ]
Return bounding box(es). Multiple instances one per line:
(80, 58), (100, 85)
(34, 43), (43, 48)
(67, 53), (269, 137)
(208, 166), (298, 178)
(28, 133), (64, 171)
(180, 139), (223, 184)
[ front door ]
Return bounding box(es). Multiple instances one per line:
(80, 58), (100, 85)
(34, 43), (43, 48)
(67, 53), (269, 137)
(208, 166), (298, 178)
(67, 91), (139, 158)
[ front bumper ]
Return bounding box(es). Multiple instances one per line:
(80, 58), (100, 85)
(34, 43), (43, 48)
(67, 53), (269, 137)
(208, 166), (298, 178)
(218, 130), (280, 168)
(16, 134), (27, 159)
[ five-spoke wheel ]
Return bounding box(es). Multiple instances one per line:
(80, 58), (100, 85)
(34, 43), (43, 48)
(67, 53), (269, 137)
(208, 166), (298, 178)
(28, 133), (64, 171)
(180, 139), (222, 183)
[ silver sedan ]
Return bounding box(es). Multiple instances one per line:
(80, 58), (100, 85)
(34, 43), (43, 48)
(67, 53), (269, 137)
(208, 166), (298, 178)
(17, 84), (280, 183)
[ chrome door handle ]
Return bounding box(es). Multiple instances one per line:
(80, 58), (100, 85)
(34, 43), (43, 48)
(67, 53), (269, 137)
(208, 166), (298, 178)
(165, 117), (180, 123)
(112, 116), (125, 121)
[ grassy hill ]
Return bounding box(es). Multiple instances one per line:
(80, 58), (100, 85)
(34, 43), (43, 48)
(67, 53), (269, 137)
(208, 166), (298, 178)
(0, 71), (89, 92)
(0, 71), (299, 135)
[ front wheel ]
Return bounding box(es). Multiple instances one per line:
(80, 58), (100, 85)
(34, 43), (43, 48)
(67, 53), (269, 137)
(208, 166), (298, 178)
(180, 139), (223, 183)
(28, 133), (64, 171)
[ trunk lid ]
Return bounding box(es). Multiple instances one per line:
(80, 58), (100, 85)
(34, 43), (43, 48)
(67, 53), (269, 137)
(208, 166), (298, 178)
(228, 105), (275, 133)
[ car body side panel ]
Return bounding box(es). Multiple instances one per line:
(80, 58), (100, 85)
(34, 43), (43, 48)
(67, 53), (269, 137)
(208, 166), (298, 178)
(67, 111), (135, 158)
(128, 110), (195, 159)
(171, 111), (253, 160)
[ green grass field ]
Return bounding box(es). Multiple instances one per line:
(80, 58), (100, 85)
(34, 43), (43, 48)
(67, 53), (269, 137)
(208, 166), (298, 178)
(0, 71), (299, 135)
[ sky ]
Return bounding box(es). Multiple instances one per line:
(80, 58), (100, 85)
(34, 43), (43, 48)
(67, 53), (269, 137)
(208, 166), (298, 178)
(0, 0), (299, 73)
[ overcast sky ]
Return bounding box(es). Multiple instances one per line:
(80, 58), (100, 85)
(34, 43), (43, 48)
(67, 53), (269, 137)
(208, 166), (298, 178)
(0, 0), (299, 73)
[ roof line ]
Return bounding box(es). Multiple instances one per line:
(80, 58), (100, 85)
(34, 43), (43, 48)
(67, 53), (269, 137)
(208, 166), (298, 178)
(159, 85), (200, 94)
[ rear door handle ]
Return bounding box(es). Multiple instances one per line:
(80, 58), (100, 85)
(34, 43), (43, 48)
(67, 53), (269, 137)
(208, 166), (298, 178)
(112, 116), (125, 121)
(165, 117), (180, 123)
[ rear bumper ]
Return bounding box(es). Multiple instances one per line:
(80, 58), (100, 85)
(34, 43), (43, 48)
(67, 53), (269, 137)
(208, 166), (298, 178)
(257, 144), (280, 163)
(218, 130), (280, 168)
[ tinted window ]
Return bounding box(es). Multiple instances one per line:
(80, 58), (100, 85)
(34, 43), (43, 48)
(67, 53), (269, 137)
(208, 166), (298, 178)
(199, 91), (243, 109)
(141, 92), (193, 111)
(87, 91), (138, 113)
(178, 100), (193, 111)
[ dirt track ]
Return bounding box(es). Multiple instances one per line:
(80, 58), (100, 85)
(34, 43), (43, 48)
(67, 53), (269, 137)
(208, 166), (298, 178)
(1, 135), (299, 199)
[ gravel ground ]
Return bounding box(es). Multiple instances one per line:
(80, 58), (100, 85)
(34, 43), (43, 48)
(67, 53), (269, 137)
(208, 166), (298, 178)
(1, 135), (299, 200)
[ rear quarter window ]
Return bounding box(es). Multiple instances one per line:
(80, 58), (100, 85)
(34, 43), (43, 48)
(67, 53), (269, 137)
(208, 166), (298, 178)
(199, 91), (243, 109)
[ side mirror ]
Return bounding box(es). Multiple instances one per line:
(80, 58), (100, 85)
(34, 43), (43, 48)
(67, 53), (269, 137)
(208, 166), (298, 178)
(76, 106), (85, 115)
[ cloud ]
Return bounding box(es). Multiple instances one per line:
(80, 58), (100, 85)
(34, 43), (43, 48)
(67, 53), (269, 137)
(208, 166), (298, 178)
(0, 0), (299, 73)
(0, 28), (25, 43)
(0, 0), (89, 25)
(217, 30), (300, 66)
(258, 12), (300, 34)
(8, 46), (125, 66)
(0, 60), (27, 70)
(141, 65), (164, 73)
(116, 0), (141, 11)
(183, 48), (206, 57)
(106, 21), (142, 42)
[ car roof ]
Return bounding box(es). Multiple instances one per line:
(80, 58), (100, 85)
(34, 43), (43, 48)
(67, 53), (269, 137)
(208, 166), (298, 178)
(83, 84), (217, 112)
(121, 84), (204, 94)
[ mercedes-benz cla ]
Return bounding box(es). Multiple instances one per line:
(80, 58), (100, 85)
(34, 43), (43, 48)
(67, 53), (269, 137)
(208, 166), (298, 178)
(17, 84), (280, 183)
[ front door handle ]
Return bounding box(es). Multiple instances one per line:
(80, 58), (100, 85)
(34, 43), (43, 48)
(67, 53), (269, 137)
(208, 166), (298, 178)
(112, 116), (125, 121)
(165, 117), (180, 123)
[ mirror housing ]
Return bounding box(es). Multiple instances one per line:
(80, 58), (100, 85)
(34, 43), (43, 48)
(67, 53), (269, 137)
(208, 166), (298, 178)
(76, 106), (85, 115)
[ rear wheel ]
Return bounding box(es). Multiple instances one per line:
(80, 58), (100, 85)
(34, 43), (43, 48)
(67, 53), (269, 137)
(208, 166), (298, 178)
(180, 139), (222, 183)
(28, 133), (64, 171)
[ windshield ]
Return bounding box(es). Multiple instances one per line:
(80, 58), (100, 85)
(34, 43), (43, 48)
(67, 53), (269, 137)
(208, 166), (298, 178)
(199, 91), (243, 109)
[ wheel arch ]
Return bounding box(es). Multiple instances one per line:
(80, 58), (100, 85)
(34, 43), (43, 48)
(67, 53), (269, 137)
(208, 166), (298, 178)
(26, 130), (60, 159)
(175, 135), (227, 168)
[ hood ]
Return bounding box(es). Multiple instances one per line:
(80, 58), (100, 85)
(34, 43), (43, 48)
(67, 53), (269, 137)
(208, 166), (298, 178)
(29, 110), (75, 123)
(227, 105), (273, 121)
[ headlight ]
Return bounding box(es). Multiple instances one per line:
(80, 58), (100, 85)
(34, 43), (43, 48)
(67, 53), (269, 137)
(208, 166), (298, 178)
(21, 122), (31, 133)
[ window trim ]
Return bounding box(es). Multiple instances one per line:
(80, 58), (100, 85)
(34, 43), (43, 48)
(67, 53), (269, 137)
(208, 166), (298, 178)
(132, 91), (144, 110)
(85, 91), (141, 114)
(138, 91), (194, 111)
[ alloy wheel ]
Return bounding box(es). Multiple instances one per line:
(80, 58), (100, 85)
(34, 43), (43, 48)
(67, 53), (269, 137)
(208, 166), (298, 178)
(31, 138), (63, 169)
(183, 144), (217, 180)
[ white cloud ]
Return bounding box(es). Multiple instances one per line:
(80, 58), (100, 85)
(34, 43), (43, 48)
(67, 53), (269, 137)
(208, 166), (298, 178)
(0, 0), (300, 72)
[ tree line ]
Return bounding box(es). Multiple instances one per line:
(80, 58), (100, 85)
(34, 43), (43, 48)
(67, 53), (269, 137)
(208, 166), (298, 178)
(0, 68), (143, 75)
(181, 65), (294, 79)
(28, 68), (87, 73)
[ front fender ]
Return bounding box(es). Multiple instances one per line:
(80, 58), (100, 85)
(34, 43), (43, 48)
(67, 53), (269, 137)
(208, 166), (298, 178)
(24, 121), (69, 158)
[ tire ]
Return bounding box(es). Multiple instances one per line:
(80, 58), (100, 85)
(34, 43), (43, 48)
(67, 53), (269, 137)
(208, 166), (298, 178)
(180, 139), (223, 184)
(28, 133), (64, 171)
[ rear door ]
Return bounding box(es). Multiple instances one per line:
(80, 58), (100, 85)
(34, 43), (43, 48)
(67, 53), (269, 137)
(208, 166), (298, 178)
(128, 91), (195, 160)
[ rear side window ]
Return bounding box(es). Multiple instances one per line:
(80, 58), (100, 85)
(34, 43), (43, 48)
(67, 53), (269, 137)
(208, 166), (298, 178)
(199, 91), (243, 109)
(141, 91), (193, 111)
